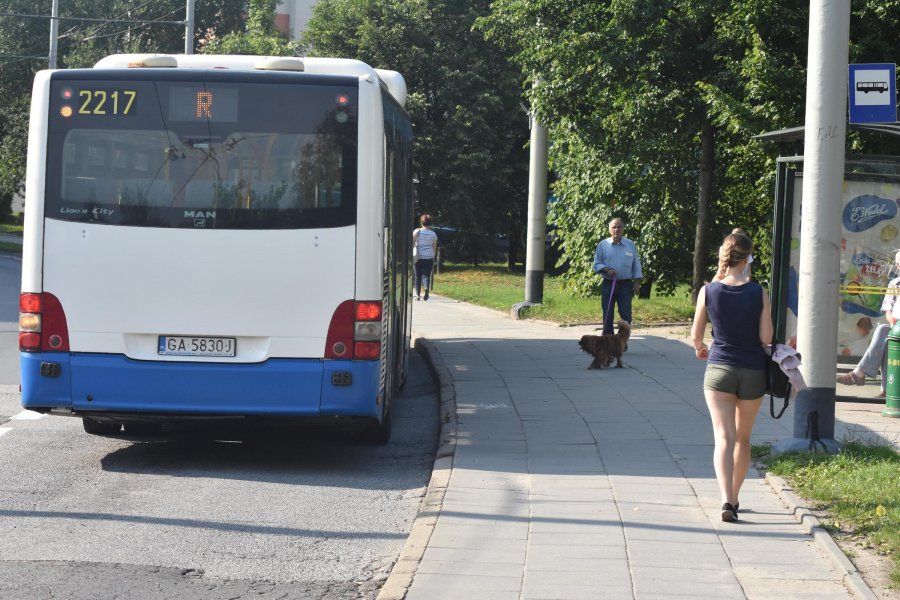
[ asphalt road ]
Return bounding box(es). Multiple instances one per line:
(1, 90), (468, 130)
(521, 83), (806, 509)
(0, 252), (439, 599)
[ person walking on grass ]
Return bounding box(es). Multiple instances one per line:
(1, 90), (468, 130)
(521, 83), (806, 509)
(413, 214), (438, 301)
(691, 231), (773, 522)
(592, 217), (643, 335)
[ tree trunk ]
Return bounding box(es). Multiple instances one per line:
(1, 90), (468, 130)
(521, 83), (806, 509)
(638, 276), (653, 299)
(691, 120), (715, 303)
(507, 226), (519, 271)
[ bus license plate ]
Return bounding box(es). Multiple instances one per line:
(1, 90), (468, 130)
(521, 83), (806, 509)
(158, 336), (236, 357)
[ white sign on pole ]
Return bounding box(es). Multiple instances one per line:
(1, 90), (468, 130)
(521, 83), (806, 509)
(848, 63), (897, 123)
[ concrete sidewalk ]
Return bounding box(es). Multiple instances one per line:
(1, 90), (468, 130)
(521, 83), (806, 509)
(0, 233), (23, 246)
(384, 295), (900, 600)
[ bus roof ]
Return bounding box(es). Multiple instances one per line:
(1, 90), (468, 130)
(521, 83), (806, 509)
(92, 54), (407, 108)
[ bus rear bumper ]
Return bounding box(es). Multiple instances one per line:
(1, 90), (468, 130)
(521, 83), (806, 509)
(20, 352), (381, 418)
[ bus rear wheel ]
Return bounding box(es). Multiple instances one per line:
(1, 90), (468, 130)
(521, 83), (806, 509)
(82, 417), (121, 435)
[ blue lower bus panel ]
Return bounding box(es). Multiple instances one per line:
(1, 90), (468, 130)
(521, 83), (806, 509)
(21, 352), (381, 418)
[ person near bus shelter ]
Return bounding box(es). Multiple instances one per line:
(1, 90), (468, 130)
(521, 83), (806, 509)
(592, 217), (643, 334)
(836, 249), (900, 398)
(413, 214), (438, 301)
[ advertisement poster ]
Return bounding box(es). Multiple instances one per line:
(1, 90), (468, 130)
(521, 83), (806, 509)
(786, 177), (900, 357)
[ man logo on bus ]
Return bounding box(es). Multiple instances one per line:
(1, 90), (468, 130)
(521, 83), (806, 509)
(185, 210), (215, 219)
(196, 91), (214, 119)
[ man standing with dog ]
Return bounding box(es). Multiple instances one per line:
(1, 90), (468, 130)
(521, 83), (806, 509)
(593, 217), (643, 335)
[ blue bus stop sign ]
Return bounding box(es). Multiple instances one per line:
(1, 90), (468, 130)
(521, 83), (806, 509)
(849, 63), (897, 124)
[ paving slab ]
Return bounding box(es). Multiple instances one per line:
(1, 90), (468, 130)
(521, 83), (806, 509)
(387, 296), (898, 600)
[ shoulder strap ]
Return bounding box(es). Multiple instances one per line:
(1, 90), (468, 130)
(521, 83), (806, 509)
(770, 394), (789, 419)
(769, 394), (790, 419)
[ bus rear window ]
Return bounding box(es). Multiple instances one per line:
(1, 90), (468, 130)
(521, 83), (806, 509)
(45, 77), (358, 229)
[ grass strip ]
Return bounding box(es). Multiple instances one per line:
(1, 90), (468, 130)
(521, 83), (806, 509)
(0, 223), (23, 236)
(0, 242), (22, 254)
(765, 441), (900, 586)
(432, 263), (694, 325)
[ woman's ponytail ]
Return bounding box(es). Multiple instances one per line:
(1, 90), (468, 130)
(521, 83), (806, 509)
(713, 233), (753, 281)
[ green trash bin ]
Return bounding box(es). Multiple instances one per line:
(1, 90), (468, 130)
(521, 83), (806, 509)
(884, 321), (900, 417)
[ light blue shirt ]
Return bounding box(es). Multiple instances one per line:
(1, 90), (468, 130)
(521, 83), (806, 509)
(414, 227), (438, 260)
(592, 237), (643, 280)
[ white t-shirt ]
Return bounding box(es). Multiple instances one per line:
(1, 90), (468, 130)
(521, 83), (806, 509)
(882, 275), (900, 319)
(414, 228), (438, 259)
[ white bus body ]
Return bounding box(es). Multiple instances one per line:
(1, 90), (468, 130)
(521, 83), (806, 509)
(19, 55), (414, 441)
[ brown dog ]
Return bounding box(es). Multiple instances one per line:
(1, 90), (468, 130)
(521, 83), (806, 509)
(579, 320), (631, 369)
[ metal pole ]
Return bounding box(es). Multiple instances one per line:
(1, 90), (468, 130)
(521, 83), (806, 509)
(48, 0), (59, 68)
(184, 0), (195, 55)
(524, 112), (548, 304)
(774, 0), (850, 454)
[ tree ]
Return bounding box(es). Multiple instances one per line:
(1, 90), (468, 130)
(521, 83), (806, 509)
(480, 0), (787, 296)
(0, 0), (50, 218)
(482, 0), (900, 298)
(0, 96), (28, 218)
(202, 0), (300, 56)
(304, 0), (530, 267)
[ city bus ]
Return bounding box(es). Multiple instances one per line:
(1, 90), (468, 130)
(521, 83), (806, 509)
(18, 54), (414, 443)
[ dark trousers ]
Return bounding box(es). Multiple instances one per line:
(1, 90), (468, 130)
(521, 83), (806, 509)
(600, 279), (633, 334)
(414, 258), (434, 296)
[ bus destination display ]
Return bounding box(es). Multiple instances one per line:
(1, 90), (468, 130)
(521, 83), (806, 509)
(56, 86), (238, 122)
(169, 86), (238, 122)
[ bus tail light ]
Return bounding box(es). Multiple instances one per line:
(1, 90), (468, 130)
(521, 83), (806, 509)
(355, 302), (382, 322)
(325, 300), (355, 358)
(354, 341), (381, 360)
(19, 292), (70, 352)
(325, 300), (383, 360)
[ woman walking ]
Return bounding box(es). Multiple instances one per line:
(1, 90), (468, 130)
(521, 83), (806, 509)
(691, 231), (773, 522)
(413, 214), (438, 300)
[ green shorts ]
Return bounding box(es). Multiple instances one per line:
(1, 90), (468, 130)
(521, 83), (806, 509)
(703, 363), (766, 400)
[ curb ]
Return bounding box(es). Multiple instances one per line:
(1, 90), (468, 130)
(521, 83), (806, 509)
(764, 473), (878, 600)
(376, 336), (456, 600)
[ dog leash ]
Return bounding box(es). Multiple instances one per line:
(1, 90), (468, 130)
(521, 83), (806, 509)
(605, 276), (617, 331)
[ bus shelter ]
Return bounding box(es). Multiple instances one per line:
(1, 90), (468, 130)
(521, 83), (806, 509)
(757, 124), (900, 401)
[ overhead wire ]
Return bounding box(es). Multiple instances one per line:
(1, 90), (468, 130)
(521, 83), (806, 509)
(75, 7), (184, 43)
(1, 2), (185, 44)
(1, 1), (188, 65)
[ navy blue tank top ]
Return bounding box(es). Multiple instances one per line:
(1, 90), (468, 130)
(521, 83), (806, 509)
(705, 281), (767, 370)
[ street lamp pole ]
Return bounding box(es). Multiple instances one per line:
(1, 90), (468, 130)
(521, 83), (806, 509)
(48, 0), (59, 68)
(184, 0), (195, 54)
(524, 112), (548, 305)
(775, 0), (851, 454)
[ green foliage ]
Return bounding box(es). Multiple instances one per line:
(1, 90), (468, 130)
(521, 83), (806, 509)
(0, 95), (28, 219)
(480, 0), (794, 296)
(481, 0), (900, 297)
(52, 0), (246, 67)
(203, 0), (301, 56)
(304, 0), (530, 248)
